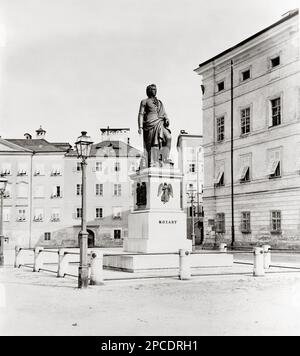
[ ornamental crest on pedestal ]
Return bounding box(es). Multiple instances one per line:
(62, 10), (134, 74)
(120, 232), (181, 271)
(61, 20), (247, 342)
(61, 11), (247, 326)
(157, 183), (173, 204)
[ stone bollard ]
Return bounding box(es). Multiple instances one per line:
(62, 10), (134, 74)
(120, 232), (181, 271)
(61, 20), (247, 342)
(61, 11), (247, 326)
(219, 243), (227, 252)
(57, 249), (68, 278)
(90, 252), (104, 286)
(14, 246), (22, 268)
(33, 247), (44, 272)
(262, 245), (271, 270)
(253, 247), (265, 277)
(179, 249), (191, 280)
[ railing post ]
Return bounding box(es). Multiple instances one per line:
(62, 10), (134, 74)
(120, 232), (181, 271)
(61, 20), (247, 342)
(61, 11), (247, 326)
(253, 247), (265, 277)
(179, 249), (191, 280)
(263, 244), (271, 270)
(57, 249), (68, 278)
(219, 243), (227, 252)
(33, 247), (44, 272)
(14, 246), (22, 268)
(90, 251), (104, 285)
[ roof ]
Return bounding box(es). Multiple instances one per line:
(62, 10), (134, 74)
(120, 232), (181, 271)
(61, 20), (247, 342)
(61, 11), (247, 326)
(195, 9), (299, 69)
(65, 140), (142, 158)
(0, 138), (32, 153)
(6, 139), (68, 153)
(100, 128), (130, 133)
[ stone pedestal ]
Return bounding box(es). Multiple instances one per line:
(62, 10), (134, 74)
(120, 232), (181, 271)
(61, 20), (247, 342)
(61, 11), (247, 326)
(124, 167), (192, 253)
(104, 166), (233, 272)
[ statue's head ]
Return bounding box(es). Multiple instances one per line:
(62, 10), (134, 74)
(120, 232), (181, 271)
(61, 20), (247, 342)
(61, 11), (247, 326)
(146, 84), (157, 98)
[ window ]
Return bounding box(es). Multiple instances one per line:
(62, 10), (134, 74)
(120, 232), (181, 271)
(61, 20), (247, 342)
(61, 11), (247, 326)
(17, 209), (26, 222)
(113, 184), (122, 196)
(114, 229), (121, 239)
(240, 166), (250, 183)
(189, 206), (196, 217)
(35, 185), (44, 198)
(1, 164), (11, 176)
(271, 56), (280, 68)
(76, 162), (82, 171)
(214, 170), (224, 187)
(17, 182), (29, 198)
(270, 97), (281, 126)
(44, 232), (51, 241)
(3, 185), (11, 198)
(114, 162), (120, 172)
(216, 213), (225, 233)
(112, 207), (122, 219)
(51, 209), (60, 222)
(217, 81), (225, 92)
(217, 116), (225, 142)
(241, 107), (251, 135)
(17, 164), (27, 176)
(268, 149), (281, 179)
(241, 69), (251, 81)
(241, 212), (251, 233)
(96, 162), (102, 172)
(96, 184), (103, 196)
(76, 208), (82, 219)
(51, 186), (61, 198)
(51, 165), (61, 176)
(34, 164), (45, 176)
(271, 210), (281, 233)
(33, 208), (44, 222)
(239, 154), (251, 183)
(96, 208), (103, 219)
(76, 184), (82, 195)
(189, 164), (196, 173)
(3, 208), (11, 222)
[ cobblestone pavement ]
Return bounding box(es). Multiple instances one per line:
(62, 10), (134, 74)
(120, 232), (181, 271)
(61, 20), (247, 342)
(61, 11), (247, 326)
(1, 249), (300, 336)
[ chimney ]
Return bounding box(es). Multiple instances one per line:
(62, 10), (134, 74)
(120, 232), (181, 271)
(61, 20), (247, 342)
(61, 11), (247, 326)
(36, 126), (46, 139)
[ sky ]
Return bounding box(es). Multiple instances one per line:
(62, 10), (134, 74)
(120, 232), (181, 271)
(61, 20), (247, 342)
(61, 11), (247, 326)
(0, 0), (299, 152)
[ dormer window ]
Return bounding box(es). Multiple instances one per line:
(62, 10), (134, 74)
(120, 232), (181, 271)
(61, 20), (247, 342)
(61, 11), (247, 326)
(271, 56), (280, 68)
(217, 81), (225, 92)
(241, 69), (251, 82)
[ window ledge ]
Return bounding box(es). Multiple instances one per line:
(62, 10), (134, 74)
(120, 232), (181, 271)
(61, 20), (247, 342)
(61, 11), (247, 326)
(240, 180), (251, 184)
(268, 124), (282, 130)
(240, 133), (251, 138)
(270, 230), (282, 235)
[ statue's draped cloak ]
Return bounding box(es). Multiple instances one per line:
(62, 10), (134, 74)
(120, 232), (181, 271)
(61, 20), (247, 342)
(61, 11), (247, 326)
(142, 99), (169, 151)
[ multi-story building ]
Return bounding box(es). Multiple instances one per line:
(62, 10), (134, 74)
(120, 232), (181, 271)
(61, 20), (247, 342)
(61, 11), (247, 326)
(177, 131), (204, 245)
(0, 127), (141, 248)
(0, 127), (70, 247)
(63, 127), (141, 248)
(194, 9), (300, 248)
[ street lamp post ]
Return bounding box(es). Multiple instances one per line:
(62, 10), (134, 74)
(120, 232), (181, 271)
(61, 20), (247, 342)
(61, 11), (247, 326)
(0, 175), (8, 266)
(75, 131), (93, 289)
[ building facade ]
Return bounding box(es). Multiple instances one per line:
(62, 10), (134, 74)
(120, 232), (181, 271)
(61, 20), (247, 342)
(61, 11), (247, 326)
(0, 127), (70, 248)
(0, 127), (141, 248)
(194, 10), (300, 248)
(177, 131), (204, 245)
